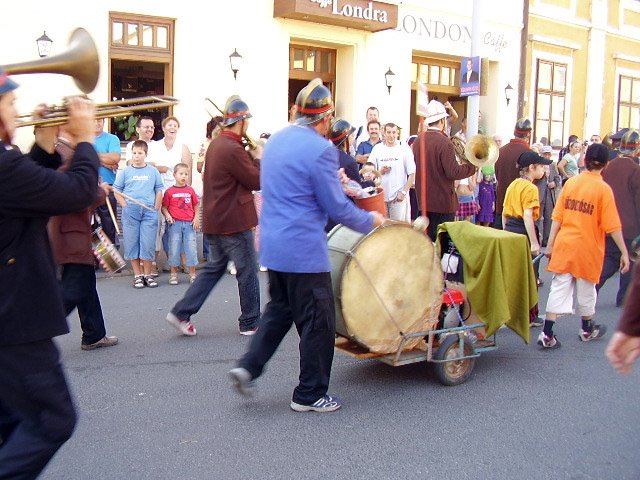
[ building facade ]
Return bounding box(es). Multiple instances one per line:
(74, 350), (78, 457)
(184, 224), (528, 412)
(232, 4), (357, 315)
(524, 0), (640, 147)
(5, 0), (524, 153)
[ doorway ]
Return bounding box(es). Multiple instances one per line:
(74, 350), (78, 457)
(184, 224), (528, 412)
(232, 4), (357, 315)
(110, 59), (169, 141)
(289, 44), (336, 119)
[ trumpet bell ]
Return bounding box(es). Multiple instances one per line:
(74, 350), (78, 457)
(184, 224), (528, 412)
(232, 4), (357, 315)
(3, 28), (99, 94)
(464, 134), (499, 169)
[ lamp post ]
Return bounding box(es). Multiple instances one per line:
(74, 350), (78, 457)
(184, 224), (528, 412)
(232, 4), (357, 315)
(384, 67), (395, 95)
(505, 83), (515, 106)
(36, 31), (53, 58)
(229, 49), (243, 80)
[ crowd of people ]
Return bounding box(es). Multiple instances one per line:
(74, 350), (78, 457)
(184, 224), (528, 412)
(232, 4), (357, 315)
(1, 64), (639, 478)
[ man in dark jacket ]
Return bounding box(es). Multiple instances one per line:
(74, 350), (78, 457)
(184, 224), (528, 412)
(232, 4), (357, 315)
(166, 96), (261, 336)
(412, 100), (476, 241)
(48, 139), (118, 351)
(0, 71), (99, 479)
(597, 130), (640, 306)
(494, 118), (532, 229)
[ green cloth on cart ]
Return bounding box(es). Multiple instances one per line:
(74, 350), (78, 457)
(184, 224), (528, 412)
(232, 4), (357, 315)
(437, 222), (537, 343)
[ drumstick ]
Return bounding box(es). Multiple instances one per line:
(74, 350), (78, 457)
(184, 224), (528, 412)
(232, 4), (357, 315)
(116, 190), (156, 212)
(105, 195), (121, 235)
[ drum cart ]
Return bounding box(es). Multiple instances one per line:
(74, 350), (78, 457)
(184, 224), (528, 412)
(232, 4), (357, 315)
(334, 288), (498, 386)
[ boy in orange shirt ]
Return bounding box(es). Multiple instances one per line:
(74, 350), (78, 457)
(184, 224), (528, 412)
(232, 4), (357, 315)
(540, 144), (630, 349)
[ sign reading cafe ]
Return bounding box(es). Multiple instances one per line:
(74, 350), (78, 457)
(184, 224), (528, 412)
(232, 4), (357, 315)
(273, 0), (399, 32)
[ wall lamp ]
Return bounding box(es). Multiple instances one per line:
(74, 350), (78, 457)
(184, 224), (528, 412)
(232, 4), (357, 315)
(505, 83), (515, 106)
(36, 31), (53, 58)
(384, 67), (395, 95)
(229, 48), (243, 80)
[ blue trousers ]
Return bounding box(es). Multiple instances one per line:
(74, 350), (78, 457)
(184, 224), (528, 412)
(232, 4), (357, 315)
(172, 230), (260, 330)
(0, 340), (76, 480)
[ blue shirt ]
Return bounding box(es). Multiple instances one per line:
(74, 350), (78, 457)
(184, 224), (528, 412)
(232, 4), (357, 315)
(113, 164), (163, 208)
(356, 139), (381, 157)
(95, 131), (121, 184)
(260, 125), (374, 273)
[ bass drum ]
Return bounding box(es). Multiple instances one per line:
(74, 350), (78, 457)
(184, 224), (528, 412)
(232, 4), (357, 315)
(328, 222), (442, 354)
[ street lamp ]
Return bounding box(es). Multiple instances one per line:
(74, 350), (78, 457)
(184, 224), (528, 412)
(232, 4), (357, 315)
(505, 83), (515, 106)
(385, 67), (395, 95)
(229, 49), (243, 80)
(36, 31), (53, 58)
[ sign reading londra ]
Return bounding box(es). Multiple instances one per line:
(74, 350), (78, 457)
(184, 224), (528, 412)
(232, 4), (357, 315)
(274, 0), (398, 32)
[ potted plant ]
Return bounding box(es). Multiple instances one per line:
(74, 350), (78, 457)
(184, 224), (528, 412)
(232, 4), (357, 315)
(113, 114), (140, 141)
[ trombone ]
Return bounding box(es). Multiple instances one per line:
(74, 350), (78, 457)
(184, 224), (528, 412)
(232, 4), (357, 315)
(2, 27), (178, 128)
(16, 95), (179, 128)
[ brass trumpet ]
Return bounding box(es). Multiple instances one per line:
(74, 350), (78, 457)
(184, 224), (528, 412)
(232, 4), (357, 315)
(2, 27), (179, 128)
(2, 28), (99, 94)
(205, 97), (258, 151)
(16, 95), (179, 128)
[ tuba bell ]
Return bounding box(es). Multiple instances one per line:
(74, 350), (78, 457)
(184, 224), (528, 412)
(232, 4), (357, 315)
(2, 28), (99, 94)
(464, 134), (499, 169)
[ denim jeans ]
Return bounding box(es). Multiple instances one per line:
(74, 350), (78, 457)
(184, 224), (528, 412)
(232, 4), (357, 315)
(121, 204), (158, 260)
(171, 230), (260, 330)
(167, 221), (198, 267)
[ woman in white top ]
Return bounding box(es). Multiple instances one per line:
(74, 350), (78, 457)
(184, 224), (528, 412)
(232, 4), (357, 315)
(149, 116), (192, 190)
(557, 140), (581, 181)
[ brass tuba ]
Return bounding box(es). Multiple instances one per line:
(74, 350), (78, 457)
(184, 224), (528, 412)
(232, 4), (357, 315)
(464, 134), (499, 169)
(450, 135), (467, 164)
(2, 28), (99, 94)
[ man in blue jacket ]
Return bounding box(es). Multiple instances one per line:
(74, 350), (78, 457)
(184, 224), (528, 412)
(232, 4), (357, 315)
(0, 69), (99, 478)
(230, 79), (384, 412)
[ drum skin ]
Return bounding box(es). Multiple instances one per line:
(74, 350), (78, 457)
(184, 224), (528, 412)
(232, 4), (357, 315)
(328, 223), (442, 353)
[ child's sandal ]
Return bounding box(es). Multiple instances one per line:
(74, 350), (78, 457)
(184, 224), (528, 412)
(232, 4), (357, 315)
(144, 275), (158, 288)
(169, 274), (178, 285)
(133, 275), (145, 289)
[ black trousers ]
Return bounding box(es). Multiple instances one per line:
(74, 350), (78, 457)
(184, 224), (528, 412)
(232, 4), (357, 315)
(95, 191), (119, 248)
(426, 212), (456, 242)
(238, 271), (335, 405)
(597, 236), (635, 306)
(61, 263), (107, 345)
(0, 340), (77, 480)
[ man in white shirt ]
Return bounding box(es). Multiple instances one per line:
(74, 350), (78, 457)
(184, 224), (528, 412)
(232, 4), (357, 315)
(369, 123), (416, 221)
(124, 117), (155, 162)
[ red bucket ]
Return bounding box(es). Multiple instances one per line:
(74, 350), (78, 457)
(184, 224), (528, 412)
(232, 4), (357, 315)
(355, 187), (387, 217)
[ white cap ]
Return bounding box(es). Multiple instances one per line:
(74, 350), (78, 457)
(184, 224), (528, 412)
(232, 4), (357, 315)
(424, 100), (448, 124)
(541, 145), (553, 154)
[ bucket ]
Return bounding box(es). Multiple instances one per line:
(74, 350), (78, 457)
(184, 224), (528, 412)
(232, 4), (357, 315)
(355, 187), (387, 216)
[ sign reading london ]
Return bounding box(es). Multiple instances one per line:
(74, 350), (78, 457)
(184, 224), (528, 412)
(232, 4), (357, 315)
(274, 0), (398, 32)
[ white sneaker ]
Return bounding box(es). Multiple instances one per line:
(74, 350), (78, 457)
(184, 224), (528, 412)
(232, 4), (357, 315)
(290, 394), (342, 413)
(227, 262), (237, 275)
(229, 368), (255, 397)
(165, 312), (197, 336)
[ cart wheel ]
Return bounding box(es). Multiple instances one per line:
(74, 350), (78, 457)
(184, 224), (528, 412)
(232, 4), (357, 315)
(433, 334), (475, 386)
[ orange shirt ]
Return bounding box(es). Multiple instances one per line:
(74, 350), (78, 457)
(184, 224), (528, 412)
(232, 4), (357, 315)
(548, 171), (622, 283)
(502, 178), (540, 221)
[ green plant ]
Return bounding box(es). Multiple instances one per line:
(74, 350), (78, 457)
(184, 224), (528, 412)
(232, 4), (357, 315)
(113, 114), (139, 141)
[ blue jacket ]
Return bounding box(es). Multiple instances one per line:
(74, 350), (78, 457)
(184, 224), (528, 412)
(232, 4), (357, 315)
(260, 125), (373, 273)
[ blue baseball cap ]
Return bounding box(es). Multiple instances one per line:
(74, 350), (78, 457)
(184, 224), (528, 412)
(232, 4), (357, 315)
(0, 67), (19, 95)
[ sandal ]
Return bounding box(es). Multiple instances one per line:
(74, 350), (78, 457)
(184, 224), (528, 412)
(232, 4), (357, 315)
(169, 274), (178, 285)
(144, 275), (158, 288)
(133, 275), (145, 289)
(189, 275), (197, 284)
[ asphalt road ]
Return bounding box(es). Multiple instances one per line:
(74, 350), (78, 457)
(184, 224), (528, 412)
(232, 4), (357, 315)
(42, 261), (639, 480)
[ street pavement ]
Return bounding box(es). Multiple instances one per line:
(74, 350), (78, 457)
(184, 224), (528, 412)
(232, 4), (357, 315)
(42, 260), (639, 480)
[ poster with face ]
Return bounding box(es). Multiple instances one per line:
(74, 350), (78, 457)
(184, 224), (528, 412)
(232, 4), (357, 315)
(460, 56), (480, 97)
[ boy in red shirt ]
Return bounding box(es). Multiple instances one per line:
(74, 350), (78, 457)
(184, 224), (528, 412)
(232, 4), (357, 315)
(162, 163), (201, 284)
(540, 144), (630, 349)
